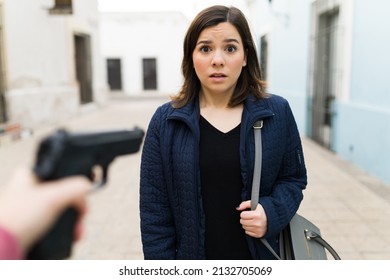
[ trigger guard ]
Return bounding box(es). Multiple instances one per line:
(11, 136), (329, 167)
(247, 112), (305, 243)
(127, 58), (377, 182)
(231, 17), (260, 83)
(91, 165), (107, 189)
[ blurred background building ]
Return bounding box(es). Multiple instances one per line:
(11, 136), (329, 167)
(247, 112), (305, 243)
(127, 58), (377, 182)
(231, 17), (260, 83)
(249, 0), (390, 186)
(100, 11), (188, 96)
(0, 0), (107, 131)
(97, 0), (248, 97)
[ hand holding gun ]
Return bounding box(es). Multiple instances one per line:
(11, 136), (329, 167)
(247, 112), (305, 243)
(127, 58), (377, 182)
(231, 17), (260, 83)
(27, 127), (144, 260)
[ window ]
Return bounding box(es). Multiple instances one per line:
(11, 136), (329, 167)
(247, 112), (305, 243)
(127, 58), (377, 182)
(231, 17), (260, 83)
(106, 59), (122, 90)
(260, 34), (269, 80)
(49, 0), (72, 15)
(143, 58), (157, 90)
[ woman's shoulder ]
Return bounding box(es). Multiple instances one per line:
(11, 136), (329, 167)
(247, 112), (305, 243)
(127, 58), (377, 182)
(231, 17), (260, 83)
(247, 93), (290, 112)
(248, 92), (289, 105)
(264, 93), (289, 106)
(245, 92), (291, 113)
(248, 93), (295, 120)
(152, 101), (174, 117)
(146, 101), (172, 129)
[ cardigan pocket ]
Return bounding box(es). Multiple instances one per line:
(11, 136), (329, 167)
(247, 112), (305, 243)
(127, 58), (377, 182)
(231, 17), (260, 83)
(296, 148), (303, 177)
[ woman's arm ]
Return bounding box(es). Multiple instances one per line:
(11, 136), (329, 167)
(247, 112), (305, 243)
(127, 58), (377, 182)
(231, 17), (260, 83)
(140, 108), (176, 259)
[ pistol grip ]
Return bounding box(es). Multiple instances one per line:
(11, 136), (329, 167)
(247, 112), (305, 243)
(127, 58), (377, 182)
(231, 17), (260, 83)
(27, 207), (78, 260)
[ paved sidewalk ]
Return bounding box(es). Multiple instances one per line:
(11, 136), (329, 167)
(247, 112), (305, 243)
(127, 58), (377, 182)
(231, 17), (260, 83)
(1, 96), (390, 260)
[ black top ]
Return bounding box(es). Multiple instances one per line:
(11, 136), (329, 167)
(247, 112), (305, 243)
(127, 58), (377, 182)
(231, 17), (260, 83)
(199, 115), (252, 260)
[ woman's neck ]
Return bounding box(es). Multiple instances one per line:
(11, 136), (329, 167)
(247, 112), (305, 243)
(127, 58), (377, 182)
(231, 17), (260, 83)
(199, 90), (243, 133)
(199, 89), (232, 109)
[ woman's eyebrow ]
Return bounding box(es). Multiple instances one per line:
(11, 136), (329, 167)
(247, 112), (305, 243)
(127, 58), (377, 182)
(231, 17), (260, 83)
(224, 38), (240, 44)
(196, 38), (240, 45)
(196, 40), (212, 45)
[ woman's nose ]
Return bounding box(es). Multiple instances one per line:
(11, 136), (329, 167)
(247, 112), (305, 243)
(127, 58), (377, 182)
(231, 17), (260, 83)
(211, 50), (224, 66)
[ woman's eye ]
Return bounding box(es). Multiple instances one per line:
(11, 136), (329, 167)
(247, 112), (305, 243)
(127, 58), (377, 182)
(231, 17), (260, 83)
(226, 46), (237, 53)
(200, 46), (211, 53)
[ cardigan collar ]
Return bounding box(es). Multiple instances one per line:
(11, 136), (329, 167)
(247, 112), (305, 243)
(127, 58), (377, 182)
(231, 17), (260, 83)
(167, 94), (275, 134)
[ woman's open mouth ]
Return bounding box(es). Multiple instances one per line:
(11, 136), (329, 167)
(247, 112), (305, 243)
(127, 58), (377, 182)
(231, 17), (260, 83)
(209, 73), (227, 81)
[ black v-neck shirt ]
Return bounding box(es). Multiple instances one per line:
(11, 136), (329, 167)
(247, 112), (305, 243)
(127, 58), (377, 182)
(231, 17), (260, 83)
(199, 115), (252, 260)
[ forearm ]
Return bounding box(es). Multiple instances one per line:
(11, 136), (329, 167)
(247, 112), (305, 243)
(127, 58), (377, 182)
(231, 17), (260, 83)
(260, 178), (305, 237)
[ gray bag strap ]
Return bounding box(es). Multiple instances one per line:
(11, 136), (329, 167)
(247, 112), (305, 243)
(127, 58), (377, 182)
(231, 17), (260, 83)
(250, 120), (263, 211)
(251, 120), (281, 260)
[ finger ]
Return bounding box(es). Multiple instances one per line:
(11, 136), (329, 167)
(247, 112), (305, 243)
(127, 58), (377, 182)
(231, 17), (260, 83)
(41, 176), (91, 213)
(240, 217), (255, 226)
(240, 208), (259, 220)
(240, 211), (253, 221)
(73, 201), (87, 242)
(236, 200), (251, 211)
(244, 230), (262, 238)
(243, 226), (256, 234)
(240, 218), (256, 229)
(72, 189), (89, 242)
(242, 223), (264, 238)
(5, 167), (36, 191)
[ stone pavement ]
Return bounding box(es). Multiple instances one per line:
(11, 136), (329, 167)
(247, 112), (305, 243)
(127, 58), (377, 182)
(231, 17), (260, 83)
(1, 96), (390, 260)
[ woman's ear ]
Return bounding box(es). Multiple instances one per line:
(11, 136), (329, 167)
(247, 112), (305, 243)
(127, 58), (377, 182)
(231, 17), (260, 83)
(243, 50), (247, 67)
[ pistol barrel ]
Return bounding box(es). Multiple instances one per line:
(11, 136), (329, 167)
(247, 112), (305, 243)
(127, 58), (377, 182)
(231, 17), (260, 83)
(33, 127), (145, 182)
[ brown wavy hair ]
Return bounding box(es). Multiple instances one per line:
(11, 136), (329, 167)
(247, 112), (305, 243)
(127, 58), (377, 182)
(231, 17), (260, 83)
(171, 5), (267, 108)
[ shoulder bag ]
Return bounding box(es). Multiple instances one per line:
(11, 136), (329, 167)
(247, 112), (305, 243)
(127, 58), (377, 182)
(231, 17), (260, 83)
(251, 120), (341, 260)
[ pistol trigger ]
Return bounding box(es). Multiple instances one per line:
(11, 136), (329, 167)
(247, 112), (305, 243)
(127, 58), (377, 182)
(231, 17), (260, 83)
(91, 165), (107, 190)
(101, 165), (108, 186)
(92, 180), (104, 190)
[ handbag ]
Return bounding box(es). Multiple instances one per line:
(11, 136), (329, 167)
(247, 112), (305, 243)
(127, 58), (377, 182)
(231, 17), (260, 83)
(251, 120), (341, 260)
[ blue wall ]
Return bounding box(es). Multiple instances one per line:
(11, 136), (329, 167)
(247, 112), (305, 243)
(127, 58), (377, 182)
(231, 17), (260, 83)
(332, 0), (390, 185)
(258, 0), (311, 134)
(349, 0), (390, 107)
(333, 102), (390, 184)
(254, 0), (390, 185)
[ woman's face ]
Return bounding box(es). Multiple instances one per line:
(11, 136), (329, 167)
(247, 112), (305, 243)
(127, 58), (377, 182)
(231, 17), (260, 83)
(192, 22), (247, 97)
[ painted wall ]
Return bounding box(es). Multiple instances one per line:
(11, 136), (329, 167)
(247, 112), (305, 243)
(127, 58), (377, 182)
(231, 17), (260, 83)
(349, 0), (390, 107)
(100, 11), (189, 96)
(248, 0), (311, 134)
(334, 102), (390, 184)
(3, 0), (107, 129)
(333, 0), (390, 184)
(250, 0), (390, 185)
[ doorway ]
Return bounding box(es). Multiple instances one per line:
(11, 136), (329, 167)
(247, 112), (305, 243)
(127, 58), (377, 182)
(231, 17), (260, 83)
(74, 34), (93, 104)
(260, 34), (269, 81)
(107, 58), (122, 90)
(0, 2), (6, 123)
(310, 9), (339, 149)
(142, 58), (157, 90)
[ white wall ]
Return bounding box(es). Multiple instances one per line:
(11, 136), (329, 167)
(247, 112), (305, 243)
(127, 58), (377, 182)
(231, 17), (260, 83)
(3, 0), (107, 128)
(100, 11), (189, 96)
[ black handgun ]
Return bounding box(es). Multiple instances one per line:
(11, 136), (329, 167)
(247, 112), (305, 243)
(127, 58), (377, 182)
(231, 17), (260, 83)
(27, 127), (145, 260)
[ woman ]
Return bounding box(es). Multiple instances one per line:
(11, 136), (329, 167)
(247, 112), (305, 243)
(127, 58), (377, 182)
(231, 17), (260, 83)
(140, 5), (307, 260)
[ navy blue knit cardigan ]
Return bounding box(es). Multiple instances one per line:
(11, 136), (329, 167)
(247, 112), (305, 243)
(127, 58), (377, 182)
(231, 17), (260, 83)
(140, 94), (307, 259)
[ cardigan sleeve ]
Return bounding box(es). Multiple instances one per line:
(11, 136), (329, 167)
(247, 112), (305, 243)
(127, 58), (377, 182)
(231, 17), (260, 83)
(0, 225), (23, 260)
(139, 106), (176, 259)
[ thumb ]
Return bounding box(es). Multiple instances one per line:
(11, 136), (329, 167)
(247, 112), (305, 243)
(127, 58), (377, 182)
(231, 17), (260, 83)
(236, 200), (251, 211)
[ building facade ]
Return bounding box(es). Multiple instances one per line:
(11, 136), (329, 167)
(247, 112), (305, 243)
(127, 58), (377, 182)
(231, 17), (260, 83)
(249, 0), (390, 185)
(99, 11), (189, 96)
(0, 0), (107, 131)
